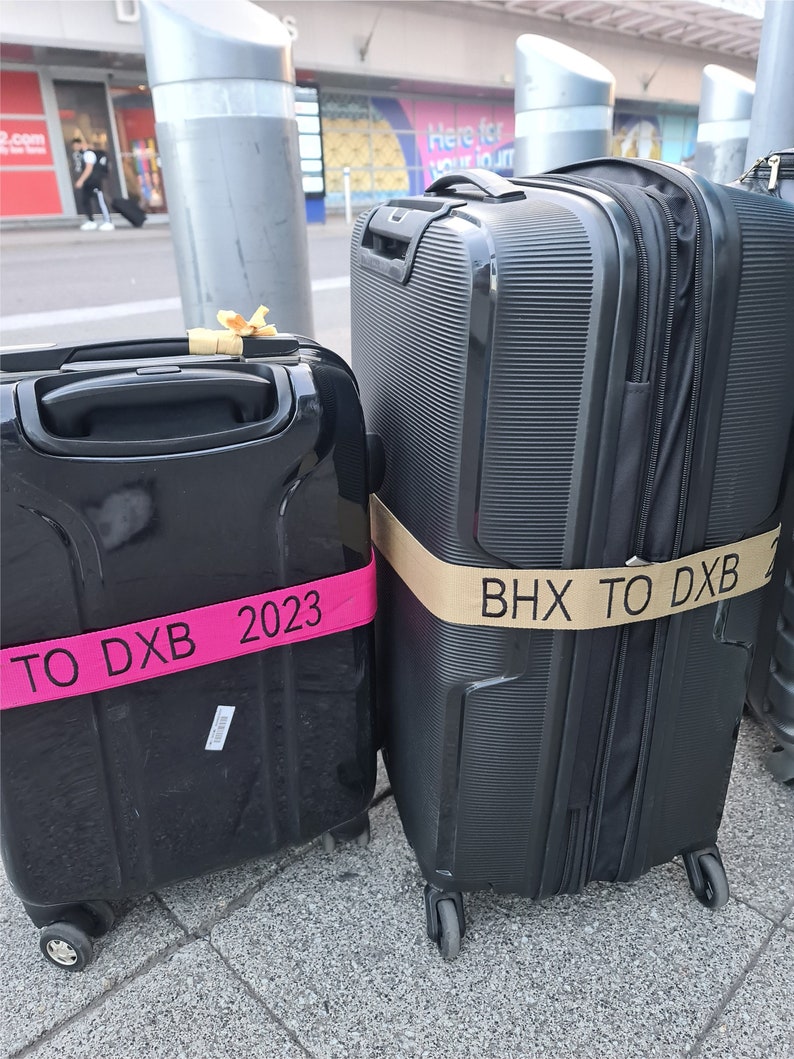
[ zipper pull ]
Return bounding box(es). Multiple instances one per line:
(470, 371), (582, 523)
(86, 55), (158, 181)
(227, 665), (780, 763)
(738, 156), (765, 183)
(768, 154), (781, 191)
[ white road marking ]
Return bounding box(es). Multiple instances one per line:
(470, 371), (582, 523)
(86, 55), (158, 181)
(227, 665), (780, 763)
(0, 277), (351, 331)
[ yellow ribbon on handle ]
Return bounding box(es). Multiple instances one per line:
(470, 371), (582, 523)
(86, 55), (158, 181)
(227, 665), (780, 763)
(187, 304), (277, 356)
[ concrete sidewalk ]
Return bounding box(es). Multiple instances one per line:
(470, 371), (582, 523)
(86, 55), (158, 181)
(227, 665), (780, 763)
(2, 719), (793, 1059)
(0, 220), (792, 1059)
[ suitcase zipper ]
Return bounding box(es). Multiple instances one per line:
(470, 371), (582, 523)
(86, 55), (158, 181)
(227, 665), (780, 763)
(514, 173), (672, 890)
(530, 174), (680, 887)
(589, 182), (703, 884)
(617, 184), (705, 878)
(633, 190), (678, 555)
(515, 175), (654, 382)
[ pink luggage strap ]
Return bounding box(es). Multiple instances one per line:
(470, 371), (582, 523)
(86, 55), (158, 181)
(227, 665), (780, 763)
(0, 552), (377, 710)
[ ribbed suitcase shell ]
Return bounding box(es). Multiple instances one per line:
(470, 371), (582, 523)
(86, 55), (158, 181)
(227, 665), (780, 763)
(0, 338), (376, 928)
(745, 461), (794, 780)
(351, 165), (794, 905)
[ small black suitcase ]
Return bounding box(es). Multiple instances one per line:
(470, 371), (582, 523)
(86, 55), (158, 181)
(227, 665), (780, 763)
(0, 334), (378, 970)
(351, 162), (794, 959)
(111, 196), (147, 227)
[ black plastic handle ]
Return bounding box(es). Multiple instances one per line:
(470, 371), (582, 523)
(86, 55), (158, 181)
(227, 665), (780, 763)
(40, 368), (272, 434)
(425, 168), (525, 202)
(0, 335), (302, 375)
(16, 364), (294, 457)
(357, 199), (453, 284)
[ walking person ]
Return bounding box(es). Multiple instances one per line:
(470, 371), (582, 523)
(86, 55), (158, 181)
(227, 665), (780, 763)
(72, 137), (114, 231)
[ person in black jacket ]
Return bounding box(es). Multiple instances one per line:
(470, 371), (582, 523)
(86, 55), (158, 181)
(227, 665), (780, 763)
(72, 137), (114, 231)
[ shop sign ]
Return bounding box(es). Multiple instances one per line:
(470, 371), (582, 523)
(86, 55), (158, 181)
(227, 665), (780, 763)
(0, 119), (53, 166)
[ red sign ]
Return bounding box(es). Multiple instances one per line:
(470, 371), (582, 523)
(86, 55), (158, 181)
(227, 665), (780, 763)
(0, 71), (61, 217)
(0, 70), (45, 115)
(0, 170), (63, 216)
(0, 119), (54, 166)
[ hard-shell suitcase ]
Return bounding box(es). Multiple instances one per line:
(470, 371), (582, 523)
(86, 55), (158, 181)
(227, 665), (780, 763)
(737, 150), (794, 781)
(745, 462), (794, 783)
(0, 334), (378, 970)
(350, 161), (794, 959)
(111, 196), (147, 227)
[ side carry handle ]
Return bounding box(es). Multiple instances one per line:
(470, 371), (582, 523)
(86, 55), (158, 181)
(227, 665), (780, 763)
(357, 199), (453, 284)
(425, 168), (525, 203)
(16, 364), (294, 457)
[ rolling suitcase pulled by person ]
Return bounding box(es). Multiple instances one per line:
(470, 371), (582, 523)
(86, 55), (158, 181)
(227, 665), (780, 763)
(111, 196), (147, 227)
(350, 161), (794, 959)
(0, 328), (378, 971)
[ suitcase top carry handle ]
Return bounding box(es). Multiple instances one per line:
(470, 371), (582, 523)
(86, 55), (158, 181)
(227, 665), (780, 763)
(356, 170), (524, 284)
(425, 169), (525, 203)
(15, 364), (294, 457)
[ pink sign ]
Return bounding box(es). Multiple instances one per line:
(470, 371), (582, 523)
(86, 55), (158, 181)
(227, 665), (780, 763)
(405, 100), (515, 183)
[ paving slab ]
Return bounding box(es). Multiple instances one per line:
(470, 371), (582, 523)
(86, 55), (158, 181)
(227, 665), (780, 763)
(23, 940), (310, 1059)
(0, 872), (184, 1056)
(718, 719), (794, 922)
(157, 755), (389, 934)
(696, 927), (794, 1059)
(211, 796), (773, 1059)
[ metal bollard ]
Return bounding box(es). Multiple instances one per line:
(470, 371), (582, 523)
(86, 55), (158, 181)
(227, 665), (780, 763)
(744, 0), (794, 168)
(514, 35), (615, 176)
(140, 0), (313, 335)
(693, 65), (755, 184)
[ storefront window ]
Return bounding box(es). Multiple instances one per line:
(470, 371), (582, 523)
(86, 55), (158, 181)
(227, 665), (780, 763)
(320, 89), (698, 212)
(110, 85), (167, 213)
(54, 79), (120, 209)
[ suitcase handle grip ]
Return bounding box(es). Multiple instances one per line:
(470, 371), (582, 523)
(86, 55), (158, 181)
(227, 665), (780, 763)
(425, 169), (525, 202)
(357, 200), (453, 284)
(17, 365), (294, 456)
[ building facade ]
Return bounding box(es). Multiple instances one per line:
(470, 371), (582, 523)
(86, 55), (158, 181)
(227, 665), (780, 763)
(0, 0), (762, 222)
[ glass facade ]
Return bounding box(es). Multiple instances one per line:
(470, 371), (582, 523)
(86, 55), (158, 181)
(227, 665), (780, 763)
(54, 79), (121, 209)
(319, 89), (698, 211)
(110, 85), (167, 214)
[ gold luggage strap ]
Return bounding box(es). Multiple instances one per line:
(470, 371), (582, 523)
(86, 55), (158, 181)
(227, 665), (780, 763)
(370, 496), (780, 631)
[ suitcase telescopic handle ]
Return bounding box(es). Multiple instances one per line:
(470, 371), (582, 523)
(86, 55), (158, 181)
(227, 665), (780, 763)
(425, 168), (525, 202)
(16, 365), (294, 456)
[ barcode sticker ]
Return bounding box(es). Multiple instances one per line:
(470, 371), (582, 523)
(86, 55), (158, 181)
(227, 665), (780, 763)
(205, 705), (235, 751)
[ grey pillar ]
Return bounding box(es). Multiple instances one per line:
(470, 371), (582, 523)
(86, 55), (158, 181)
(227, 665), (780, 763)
(693, 65), (754, 184)
(745, 0), (794, 168)
(514, 35), (615, 176)
(140, 0), (313, 335)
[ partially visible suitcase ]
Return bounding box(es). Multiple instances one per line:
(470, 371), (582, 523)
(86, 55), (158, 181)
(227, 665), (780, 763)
(111, 196), (147, 227)
(745, 472), (794, 783)
(0, 333), (378, 970)
(351, 162), (794, 959)
(737, 149), (794, 781)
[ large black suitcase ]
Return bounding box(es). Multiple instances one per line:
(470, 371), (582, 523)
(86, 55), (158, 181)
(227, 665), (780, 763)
(111, 195), (147, 227)
(350, 161), (794, 959)
(0, 334), (377, 970)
